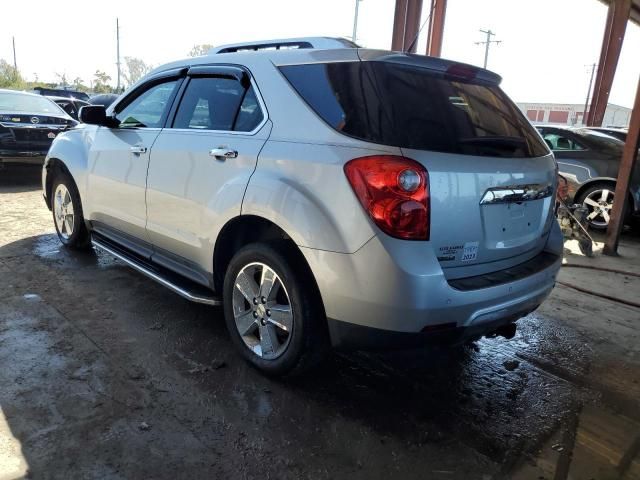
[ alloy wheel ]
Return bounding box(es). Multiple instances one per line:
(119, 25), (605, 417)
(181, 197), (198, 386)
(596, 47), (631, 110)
(582, 188), (614, 228)
(54, 184), (75, 240)
(231, 262), (293, 360)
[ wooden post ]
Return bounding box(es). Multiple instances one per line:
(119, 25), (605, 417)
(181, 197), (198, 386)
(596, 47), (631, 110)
(604, 77), (640, 255)
(426, 0), (447, 57)
(391, 0), (424, 52)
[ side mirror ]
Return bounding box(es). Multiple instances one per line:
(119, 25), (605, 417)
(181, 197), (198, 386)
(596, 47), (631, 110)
(79, 105), (119, 127)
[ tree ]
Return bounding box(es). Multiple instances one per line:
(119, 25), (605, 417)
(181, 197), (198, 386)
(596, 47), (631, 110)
(0, 59), (24, 89)
(93, 70), (112, 93)
(122, 57), (153, 87)
(72, 77), (90, 93)
(188, 44), (214, 57)
(55, 72), (68, 87)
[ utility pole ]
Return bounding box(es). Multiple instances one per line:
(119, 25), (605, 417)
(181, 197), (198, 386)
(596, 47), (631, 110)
(582, 63), (596, 126)
(12, 36), (17, 71)
(475, 29), (501, 69)
(352, 0), (362, 43)
(116, 18), (122, 92)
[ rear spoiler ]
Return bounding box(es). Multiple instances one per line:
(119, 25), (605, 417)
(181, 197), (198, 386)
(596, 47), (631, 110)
(357, 49), (502, 85)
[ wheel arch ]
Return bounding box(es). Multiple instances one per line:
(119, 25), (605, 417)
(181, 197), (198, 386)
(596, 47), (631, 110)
(212, 215), (321, 300)
(43, 130), (91, 209)
(574, 177), (636, 210)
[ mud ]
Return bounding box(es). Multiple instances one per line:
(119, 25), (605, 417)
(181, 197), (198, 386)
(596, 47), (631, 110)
(1, 165), (639, 479)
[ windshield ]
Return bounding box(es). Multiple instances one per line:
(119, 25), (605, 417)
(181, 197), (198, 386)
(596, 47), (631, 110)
(280, 61), (549, 158)
(0, 92), (67, 115)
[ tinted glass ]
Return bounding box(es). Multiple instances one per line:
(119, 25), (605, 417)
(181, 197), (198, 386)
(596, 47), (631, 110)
(173, 77), (263, 132)
(280, 61), (548, 158)
(116, 80), (179, 128)
(0, 92), (67, 114)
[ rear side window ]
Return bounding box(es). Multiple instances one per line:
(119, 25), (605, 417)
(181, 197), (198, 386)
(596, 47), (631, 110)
(172, 77), (264, 132)
(280, 61), (548, 158)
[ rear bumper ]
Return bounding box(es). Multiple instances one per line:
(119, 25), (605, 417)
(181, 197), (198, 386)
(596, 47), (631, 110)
(301, 221), (563, 349)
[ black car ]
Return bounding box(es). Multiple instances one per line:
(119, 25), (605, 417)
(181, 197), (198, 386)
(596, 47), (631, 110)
(47, 96), (90, 120)
(585, 127), (628, 142)
(88, 93), (119, 108)
(32, 86), (90, 102)
(537, 125), (640, 229)
(0, 89), (77, 167)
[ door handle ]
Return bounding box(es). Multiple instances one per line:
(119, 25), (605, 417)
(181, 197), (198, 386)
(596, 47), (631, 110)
(130, 146), (147, 154)
(209, 148), (238, 160)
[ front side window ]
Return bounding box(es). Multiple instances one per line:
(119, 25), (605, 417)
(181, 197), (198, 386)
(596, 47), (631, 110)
(115, 79), (179, 128)
(172, 76), (264, 132)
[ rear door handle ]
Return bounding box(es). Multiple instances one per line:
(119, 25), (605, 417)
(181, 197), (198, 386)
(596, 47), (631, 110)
(209, 148), (238, 160)
(130, 146), (147, 154)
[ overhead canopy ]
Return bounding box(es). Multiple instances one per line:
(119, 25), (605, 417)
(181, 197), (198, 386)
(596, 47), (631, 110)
(600, 0), (640, 24)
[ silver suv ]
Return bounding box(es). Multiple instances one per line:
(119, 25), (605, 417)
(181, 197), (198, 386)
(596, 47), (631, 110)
(42, 37), (562, 376)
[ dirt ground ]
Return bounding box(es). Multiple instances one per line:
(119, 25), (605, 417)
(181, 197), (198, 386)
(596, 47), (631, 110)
(1, 165), (639, 480)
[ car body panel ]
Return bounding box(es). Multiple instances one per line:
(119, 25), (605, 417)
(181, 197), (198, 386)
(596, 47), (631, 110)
(86, 126), (163, 243)
(146, 120), (273, 273)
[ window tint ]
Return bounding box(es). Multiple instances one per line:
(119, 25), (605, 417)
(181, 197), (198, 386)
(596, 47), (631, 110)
(173, 77), (263, 132)
(280, 61), (549, 158)
(116, 80), (179, 128)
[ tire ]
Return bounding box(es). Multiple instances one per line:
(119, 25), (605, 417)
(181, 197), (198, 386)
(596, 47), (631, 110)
(223, 242), (329, 376)
(51, 171), (91, 249)
(576, 182), (616, 231)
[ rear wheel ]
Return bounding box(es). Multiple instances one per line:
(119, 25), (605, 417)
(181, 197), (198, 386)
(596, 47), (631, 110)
(223, 242), (328, 376)
(52, 173), (90, 249)
(577, 183), (616, 230)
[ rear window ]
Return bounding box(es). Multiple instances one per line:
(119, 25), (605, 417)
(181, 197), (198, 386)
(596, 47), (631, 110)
(280, 61), (548, 158)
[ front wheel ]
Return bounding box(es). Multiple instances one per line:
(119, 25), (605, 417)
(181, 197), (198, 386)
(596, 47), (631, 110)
(52, 172), (90, 249)
(223, 242), (328, 376)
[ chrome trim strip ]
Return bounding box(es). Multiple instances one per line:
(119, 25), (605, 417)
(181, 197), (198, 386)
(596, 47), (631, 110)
(92, 238), (222, 306)
(480, 183), (554, 205)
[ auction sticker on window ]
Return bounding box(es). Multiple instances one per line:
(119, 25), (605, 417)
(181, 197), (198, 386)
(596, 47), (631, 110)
(461, 242), (479, 262)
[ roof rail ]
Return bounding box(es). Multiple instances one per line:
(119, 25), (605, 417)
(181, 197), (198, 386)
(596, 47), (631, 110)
(208, 37), (358, 54)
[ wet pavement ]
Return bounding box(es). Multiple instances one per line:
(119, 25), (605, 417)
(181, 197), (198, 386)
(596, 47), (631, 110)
(1, 165), (639, 479)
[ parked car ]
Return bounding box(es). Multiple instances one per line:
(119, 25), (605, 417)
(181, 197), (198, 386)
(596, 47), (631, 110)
(88, 93), (119, 109)
(584, 126), (628, 142)
(0, 89), (77, 167)
(42, 37), (562, 376)
(47, 96), (90, 120)
(32, 86), (90, 102)
(536, 125), (640, 229)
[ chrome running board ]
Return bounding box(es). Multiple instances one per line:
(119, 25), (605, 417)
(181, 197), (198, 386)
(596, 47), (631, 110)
(91, 237), (222, 306)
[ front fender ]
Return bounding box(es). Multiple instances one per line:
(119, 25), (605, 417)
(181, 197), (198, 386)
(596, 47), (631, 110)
(43, 126), (94, 204)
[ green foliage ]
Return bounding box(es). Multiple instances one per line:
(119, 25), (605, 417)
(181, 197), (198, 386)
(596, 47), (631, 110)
(0, 59), (25, 89)
(93, 70), (112, 93)
(188, 44), (214, 57)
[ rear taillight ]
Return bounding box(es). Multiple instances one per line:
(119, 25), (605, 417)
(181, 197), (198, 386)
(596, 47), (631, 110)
(344, 155), (430, 240)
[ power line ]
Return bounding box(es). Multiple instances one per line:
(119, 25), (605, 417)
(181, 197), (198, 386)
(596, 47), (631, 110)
(474, 29), (501, 69)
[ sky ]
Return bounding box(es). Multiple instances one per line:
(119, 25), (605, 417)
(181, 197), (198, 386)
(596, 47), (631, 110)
(1, 0), (638, 107)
